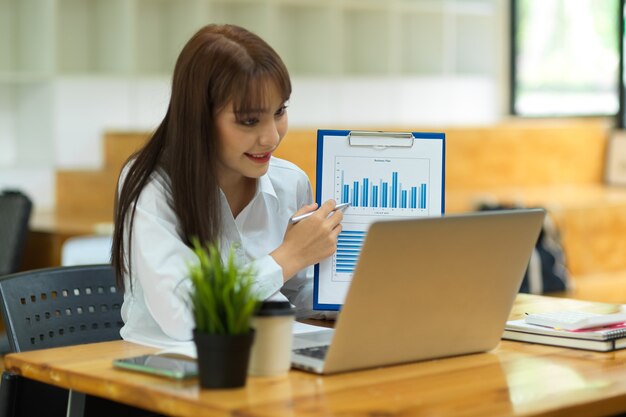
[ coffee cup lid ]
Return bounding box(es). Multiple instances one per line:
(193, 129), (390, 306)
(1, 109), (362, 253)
(255, 300), (295, 316)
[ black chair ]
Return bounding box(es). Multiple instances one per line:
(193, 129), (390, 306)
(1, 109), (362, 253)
(0, 265), (157, 417)
(0, 190), (32, 277)
(0, 264), (123, 352)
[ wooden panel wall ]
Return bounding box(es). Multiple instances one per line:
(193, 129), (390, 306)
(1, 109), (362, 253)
(40, 118), (626, 288)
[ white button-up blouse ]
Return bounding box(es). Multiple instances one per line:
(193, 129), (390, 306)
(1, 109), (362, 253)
(119, 157), (330, 349)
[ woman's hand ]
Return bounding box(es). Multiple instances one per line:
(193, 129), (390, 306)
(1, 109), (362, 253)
(271, 200), (343, 281)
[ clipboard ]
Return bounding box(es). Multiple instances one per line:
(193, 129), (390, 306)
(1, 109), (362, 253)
(313, 129), (445, 310)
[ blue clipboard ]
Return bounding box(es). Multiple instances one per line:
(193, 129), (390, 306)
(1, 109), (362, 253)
(313, 129), (446, 310)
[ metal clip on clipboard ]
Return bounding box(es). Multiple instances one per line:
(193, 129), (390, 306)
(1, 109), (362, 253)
(348, 131), (414, 149)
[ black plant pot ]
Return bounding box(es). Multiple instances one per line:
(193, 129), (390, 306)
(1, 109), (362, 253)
(193, 329), (255, 389)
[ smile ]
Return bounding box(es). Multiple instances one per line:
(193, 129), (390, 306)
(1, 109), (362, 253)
(245, 152), (271, 163)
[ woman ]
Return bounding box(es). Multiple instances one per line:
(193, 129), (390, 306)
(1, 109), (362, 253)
(111, 24), (342, 348)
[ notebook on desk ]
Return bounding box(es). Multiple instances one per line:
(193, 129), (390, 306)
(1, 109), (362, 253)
(503, 319), (626, 352)
(291, 209), (545, 374)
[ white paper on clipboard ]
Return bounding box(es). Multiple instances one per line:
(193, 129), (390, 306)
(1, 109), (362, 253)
(313, 129), (445, 310)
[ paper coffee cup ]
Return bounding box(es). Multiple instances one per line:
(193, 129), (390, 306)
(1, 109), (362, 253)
(248, 301), (295, 377)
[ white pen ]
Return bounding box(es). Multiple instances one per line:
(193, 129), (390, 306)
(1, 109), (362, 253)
(289, 202), (351, 225)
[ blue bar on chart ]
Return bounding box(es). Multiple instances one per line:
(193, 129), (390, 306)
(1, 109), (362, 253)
(391, 172), (398, 208)
(363, 178), (369, 208)
(371, 185), (378, 208)
(335, 230), (367, 274)
(381, 182), (388, 208)
(339, 170), (427, 210)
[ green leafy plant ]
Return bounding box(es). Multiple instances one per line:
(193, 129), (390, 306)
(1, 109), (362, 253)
(188, 238), (259, 335)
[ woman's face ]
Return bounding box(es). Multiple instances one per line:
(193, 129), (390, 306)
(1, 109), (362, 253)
(214, 84), (288, 187)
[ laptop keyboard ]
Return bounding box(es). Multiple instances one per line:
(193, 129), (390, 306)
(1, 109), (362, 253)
(294, 345), (329, 360)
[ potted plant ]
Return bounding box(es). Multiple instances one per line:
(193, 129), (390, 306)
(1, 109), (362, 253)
(187, 239), (259, 389)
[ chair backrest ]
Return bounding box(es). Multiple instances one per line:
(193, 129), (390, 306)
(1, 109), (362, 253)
(0, 190), (32, 276)
(0, 265), (123, 352)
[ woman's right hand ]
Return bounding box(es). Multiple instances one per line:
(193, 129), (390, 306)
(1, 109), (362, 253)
(271, 199), (344, 281)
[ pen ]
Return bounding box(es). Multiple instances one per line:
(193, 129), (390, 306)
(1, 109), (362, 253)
(289, 202), (351, 224)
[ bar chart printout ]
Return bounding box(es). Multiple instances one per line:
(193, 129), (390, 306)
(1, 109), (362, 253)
(334, 230), (366, 281)
(335, 156), (430, 213)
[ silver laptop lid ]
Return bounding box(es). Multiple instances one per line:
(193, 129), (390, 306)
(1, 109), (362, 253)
(318, 209), (545, 374)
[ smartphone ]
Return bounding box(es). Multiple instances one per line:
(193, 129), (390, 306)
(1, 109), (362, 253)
(113, 355), (198, 380)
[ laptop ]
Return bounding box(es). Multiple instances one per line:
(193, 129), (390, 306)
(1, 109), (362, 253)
(291, 208), (545, 374)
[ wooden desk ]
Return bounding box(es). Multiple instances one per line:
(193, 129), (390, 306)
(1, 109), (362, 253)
(5, 294), (626, 417)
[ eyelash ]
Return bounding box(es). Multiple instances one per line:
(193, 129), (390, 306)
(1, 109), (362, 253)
(238, 105), (287, 127)
(275, 105), (287, 117)
(240, 118), (259, 127)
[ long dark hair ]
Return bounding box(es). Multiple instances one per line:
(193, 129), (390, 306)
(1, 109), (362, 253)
(111, 24), (292, 288)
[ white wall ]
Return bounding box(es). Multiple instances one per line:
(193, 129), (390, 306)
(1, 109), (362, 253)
(52, 77), (172, 169)
(0, 75), (501, 210)
(0, 0), (510, 210)
(0, 85), (17, 166)
(290, 76), (498, 128)
(52, 75), (499, 169)
(0, 167), (54, 208)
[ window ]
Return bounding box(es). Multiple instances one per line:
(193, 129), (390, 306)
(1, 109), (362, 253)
(511, 0), (620, 116)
